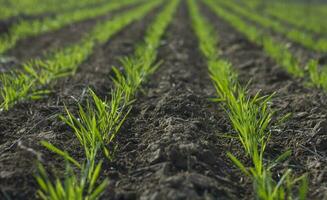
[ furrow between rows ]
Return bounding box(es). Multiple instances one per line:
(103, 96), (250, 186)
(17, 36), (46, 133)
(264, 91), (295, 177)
(104, 3), (241, 199)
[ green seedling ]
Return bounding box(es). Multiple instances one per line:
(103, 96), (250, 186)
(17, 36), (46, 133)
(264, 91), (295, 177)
(0, 71), (49, 110)
(35, 158), (108, 200)
(61, 88), (131, 160)
(307, 59), (327, 90)
(262, 37), (304, 77)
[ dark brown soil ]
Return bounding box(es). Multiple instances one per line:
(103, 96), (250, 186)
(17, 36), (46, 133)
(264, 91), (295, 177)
(201, 2), (327, 199)
(0, 19), (15, 35)
(0, 15), (49, 36)
(0, 7), (159, 199)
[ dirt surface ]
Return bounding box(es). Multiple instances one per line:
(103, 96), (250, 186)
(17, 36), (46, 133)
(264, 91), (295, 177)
(201, 2), (327, 199)
(0, 7), (158, 199)
(0, 19), (15, 35)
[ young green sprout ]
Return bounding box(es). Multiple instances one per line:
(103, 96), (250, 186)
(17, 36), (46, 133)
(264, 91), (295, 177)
(307, 60), (327, 91)
(35, 151), (108, 200)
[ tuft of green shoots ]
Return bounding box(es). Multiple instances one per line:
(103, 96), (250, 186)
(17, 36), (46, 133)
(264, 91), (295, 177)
(35, 87), (132, 199)
(307, 60), (327, 91)
(189, 0), (307, 199)
(61, 88), (131, 160)
(262, 37), (304, 77)
(111, 0), (180, 101)
(0, 71), (49, 110)
(35, 153), (108, 200)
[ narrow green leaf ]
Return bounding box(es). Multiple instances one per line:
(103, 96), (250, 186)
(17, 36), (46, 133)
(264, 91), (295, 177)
(227, 152), (250, 176)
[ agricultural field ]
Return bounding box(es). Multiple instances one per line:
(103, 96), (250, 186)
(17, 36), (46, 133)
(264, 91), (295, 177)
(0, 0), (326, 199)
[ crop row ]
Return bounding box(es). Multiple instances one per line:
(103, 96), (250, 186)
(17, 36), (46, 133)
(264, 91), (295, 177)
(262, 1), (327, 35)
(0, 0), (144, 54)
(239, 0), (327, 35)
(0, 0), (109, 20)
(203, 0), (327, 92)
(189, 0), (307, 199)
(215, 0), (327, 53)
(35, 0), (179, 199)
(0, 0), (162, 111)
